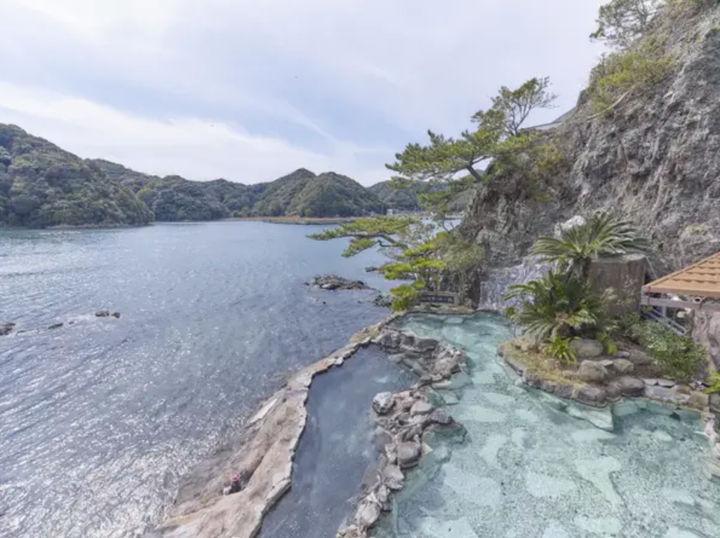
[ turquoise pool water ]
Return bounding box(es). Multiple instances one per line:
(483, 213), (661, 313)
(376, 313), (719, 538)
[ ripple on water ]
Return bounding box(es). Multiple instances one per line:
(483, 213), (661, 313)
(0, 223), (389, 538)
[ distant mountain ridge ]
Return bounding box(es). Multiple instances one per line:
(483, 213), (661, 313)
(0, 123), (470, 228)
(89, 160), (386, 221)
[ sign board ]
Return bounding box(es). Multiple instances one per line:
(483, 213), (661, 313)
(419, 292), (459, 306)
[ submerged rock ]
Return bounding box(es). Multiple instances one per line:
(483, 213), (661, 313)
(1, 322), (16, 336)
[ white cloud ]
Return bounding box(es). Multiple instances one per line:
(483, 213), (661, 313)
(0, 82), (391, 184)
(0, 0), (607, 185)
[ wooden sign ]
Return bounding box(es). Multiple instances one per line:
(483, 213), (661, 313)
(419, 292), (459, 305)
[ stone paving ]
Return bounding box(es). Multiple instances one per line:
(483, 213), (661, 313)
(374, 314), (720, 538)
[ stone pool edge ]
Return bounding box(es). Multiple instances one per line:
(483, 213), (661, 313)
(147, 306), (478, 538)
(498, 339), (720, 483)
(148, 314), (402, 538)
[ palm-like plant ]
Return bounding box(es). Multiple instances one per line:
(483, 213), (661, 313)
(532, 213), (647, 278)
(504, 270), (616, 342)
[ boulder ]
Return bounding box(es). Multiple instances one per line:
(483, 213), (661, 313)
(95, 310), (110, 317)
(372, 393), (395, 415)
(576, 386), (607, 407)
(628, 349), (653, 366)
(570, 339), (605, 359)
(414, 336), (439, 353)
(606, 382), (622, 402)
(355, 499), (381, 530)
(617, 376), (646, 397)
(376, 330), (401, 350)
(382, 464), (405, 490)
(432, 358), (457, 378)
(397, 441), (422, 468)
(577, 360), (608, 383)
(658, 379), (676, 388)
(373, 427), (393, 452)
(375, 484), (391, 511)
(612, 359), (635, 374)
(554, 384), (575, 399)
(410, 400), (433, 416)
(428, 408), (454, 425)
(47, 323), (64, 330)
(112, 312), (121, 319)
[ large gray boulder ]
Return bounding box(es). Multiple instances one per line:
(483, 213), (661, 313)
(372, 392), (394, 415)
(617, 376), (646, 397)
(693, 311), (720, 370)
(577, 360), (608, 382)
(571, 339), (605, 359)
(397, 441), (422, 469)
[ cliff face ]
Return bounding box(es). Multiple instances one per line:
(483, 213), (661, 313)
(460, 3), (720, 286)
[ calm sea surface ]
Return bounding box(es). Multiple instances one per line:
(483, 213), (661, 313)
(0, 222), (389, 538)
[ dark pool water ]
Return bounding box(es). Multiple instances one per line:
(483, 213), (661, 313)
(259, 346), (415, 538)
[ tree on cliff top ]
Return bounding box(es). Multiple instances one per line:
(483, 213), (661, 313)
(309, 216), (482, 311)
(386, 77), (557, 187)
(591, 0), (663, 49)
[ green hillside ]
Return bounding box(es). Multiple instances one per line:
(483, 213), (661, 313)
(0, 125), (152, 227)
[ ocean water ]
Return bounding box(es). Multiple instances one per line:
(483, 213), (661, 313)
(0, 221), (389, 538)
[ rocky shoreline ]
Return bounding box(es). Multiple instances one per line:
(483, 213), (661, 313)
(146, 309), (720, 538)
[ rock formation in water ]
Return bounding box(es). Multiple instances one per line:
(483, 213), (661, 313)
(459, 2), (720, 285)
(310, 275), (370, 291)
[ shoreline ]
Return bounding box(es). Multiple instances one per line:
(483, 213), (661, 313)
(227, 216), (361, 225)
(146, 306), (720, 538)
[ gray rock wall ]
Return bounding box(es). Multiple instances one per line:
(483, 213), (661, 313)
(460, 4), (720, 298)
(692, 311), (720, 370)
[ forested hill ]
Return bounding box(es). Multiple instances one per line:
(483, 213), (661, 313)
(2, 122), (478, 228)
(0, 125), (152, 227)
(89, 160), (386, 221)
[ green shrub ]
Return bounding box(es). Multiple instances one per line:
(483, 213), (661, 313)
(504, 270), (616, 342)
(705, 368), (720, 395)
(542, 335), (578, 365)
(589, 39), (676, 113)
(630, 321), (707, 381)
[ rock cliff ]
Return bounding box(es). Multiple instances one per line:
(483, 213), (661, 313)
(460, 2), (720, 290)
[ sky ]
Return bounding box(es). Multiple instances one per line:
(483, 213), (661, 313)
(0, 0), (606, 186)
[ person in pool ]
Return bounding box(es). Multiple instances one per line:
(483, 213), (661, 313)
(222, 474), (242, 496)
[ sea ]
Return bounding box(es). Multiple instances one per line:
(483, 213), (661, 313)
(0, 221), (390, 538)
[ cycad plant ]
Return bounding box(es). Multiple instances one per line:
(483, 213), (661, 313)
(531, 213), (647, 279)
(505, 270), (616, 342)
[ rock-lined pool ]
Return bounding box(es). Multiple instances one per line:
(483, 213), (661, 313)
(376, 313), (719, 538)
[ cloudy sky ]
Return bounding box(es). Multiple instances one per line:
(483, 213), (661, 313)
(0, 0), (605, 186)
